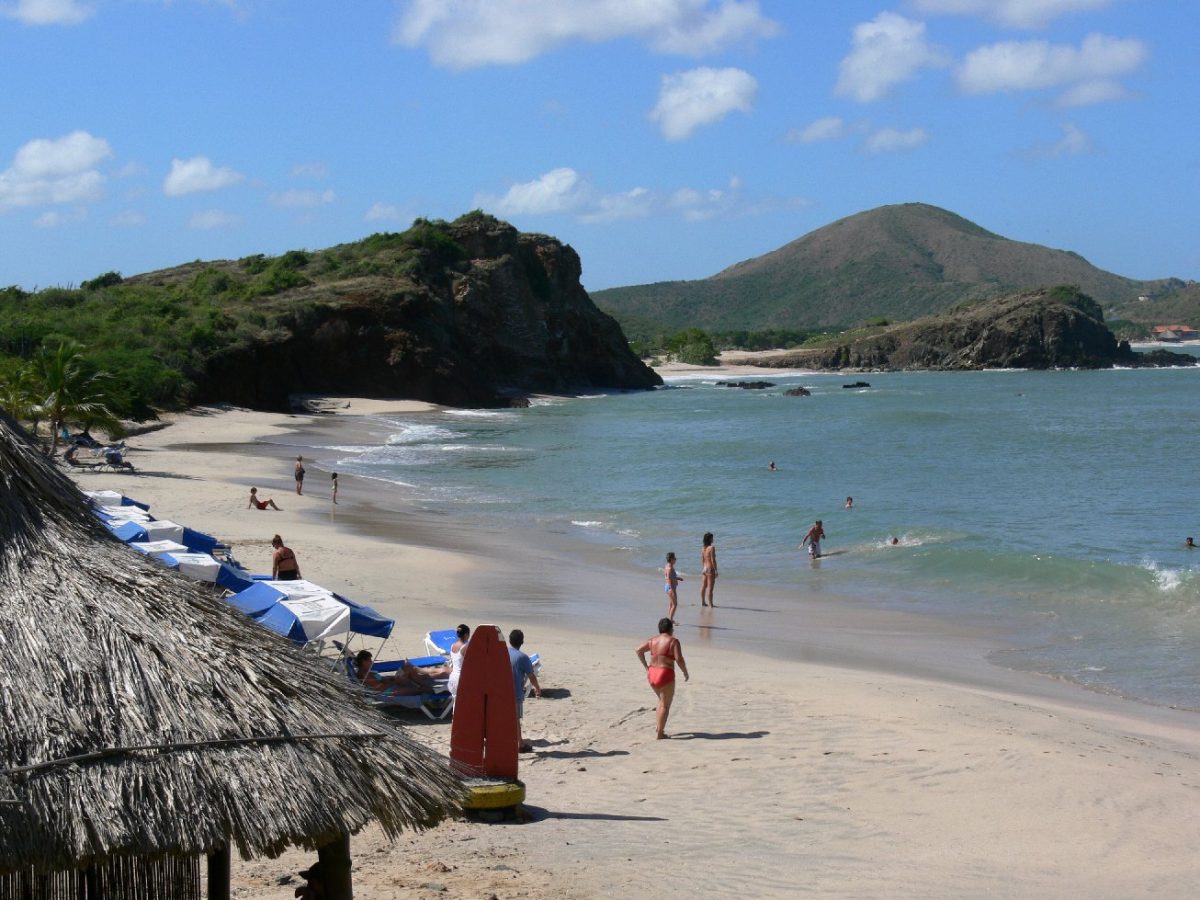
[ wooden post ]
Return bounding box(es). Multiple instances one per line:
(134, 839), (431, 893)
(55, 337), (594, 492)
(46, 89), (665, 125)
(317, 832), (353, 900)
(206, 845), (230, 900)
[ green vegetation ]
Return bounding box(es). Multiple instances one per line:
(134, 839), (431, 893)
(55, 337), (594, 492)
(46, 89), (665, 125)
(632, 326), (830, 365)
(0, 215), (476, 419)
(0, 341), (122, 449)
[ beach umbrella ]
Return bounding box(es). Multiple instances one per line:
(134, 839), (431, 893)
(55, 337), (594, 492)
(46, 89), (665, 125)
(231, 580), (395, 641)
(0, 410), (463, 897)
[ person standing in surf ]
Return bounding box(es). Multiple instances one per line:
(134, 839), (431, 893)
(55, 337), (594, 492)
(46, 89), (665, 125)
(663, 552), (682, 623)
(801, 520), (826, 558)
(700, 532), (718, 608)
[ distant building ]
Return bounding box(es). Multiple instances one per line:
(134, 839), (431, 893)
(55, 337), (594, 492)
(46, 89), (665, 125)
(1152, 324), (1199, 342)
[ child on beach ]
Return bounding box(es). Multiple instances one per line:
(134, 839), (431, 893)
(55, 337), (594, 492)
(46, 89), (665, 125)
(664, 552), (682, 623)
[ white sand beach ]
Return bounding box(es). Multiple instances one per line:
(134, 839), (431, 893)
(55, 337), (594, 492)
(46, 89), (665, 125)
(71, 401), (1200, 898)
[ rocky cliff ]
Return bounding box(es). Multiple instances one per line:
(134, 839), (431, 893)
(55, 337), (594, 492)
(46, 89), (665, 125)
(739, 287), (1197, 371)
(192, 215), (661, 409)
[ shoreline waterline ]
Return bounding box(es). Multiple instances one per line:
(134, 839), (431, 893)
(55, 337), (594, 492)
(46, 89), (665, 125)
(249, 406), (1200, 730)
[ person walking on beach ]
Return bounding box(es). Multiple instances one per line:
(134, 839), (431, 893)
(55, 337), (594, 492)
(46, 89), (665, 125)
(636, 617), (689, 740)
(508, 628), (541, 753)
(663, 552), (682, 623)
(700, 532), (718, 608)
(248, 487), (281, 510)
(801, 520), (826, 558)
(331, 471), (338, 505)
(294, 456), (306, 495)
(271, 534), (301, 580)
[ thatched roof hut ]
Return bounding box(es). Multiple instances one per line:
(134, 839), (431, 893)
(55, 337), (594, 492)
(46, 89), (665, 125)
(0, 412), (463, 897)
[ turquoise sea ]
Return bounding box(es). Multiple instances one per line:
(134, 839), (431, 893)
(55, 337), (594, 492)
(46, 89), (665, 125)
(311, 358), (1200, 710)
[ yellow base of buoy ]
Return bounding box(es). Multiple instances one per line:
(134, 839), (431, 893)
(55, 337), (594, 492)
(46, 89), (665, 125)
(462, 778), (525, 810)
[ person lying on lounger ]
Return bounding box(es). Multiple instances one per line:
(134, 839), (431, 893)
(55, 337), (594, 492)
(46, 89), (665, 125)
(353, 650), (448, 695)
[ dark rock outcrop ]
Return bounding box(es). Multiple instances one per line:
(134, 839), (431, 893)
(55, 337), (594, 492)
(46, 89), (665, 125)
(784, 386), (811, 397)
(198, 216), (661, 409)
(737, 287), (1197, 372)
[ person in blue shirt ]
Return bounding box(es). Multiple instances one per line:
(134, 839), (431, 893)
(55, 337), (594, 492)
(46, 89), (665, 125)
(508, 628), (541, 753)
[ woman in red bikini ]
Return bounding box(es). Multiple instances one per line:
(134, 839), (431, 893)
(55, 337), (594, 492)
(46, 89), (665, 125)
(636, 618), (689, 740)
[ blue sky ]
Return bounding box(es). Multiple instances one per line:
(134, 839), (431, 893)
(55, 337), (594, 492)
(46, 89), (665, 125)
(2, 0), (1196, 293)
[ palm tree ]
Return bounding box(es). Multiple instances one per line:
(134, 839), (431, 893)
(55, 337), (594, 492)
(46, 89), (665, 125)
(0, 362), (40, 434)
(34, 342), (120, 456)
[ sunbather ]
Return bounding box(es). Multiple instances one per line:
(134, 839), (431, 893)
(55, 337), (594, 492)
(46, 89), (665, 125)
(353, 650), (448, 696)
(248, 487), (281, 511)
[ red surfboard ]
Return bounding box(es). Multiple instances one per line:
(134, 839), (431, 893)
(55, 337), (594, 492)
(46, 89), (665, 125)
(449, 624), (518, 780)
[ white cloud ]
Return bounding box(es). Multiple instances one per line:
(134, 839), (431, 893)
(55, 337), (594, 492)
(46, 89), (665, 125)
(1, 0), (92, 26)
(835, 12), (948, 103)
(649, 67), (757, 140)
(475, 168), (805, 224)
(164, 156), (244, 197)
(785, 116), (846, 143)
(863, 126), (930, 154)
(188, 209), (240, 230)
(1056, 78), (1128, 106)
(268, 188), (335, 209)
(482, 167), (593, 216)
(910, 0), (1112, 29)
(957, 33), (1147, 95)
(290, 161), (328, 179)
(364, 202), (403, 222)
(0, 130), (112, 212)
(393, 0), (779, 69)
(1027, 121), (1093, 157)
(110, 210), (145, 226)
(34, 207), (86, 228)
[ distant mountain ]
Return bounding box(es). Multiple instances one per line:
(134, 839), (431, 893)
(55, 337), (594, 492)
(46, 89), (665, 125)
(592, 203), (1184, 333)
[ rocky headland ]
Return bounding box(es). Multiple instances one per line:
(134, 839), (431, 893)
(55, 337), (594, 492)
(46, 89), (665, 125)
(732, 287), (1197, 372)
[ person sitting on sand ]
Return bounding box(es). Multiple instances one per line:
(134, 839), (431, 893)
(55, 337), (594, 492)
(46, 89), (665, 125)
(801, 520), (826, 558)
(663, 552), (682, 623)
(354, 650), (446, 696)
(271, 534), (301, 580)
(248, 487), (281, 510)
(636, 617), (689, 740)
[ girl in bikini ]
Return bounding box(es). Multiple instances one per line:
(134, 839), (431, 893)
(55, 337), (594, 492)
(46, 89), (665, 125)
(700, 531), (717, 608)
(636, 618), (689, 739)
(663, 552), (682, 624)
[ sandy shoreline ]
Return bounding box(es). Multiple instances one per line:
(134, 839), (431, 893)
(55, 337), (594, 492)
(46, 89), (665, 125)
(71, 401), (1200, 898)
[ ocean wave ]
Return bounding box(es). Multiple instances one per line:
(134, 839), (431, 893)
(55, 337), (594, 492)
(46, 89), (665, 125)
(571, 520), (606, 529)
(443, 408), (520, 418)
(385, 423), (460, 444)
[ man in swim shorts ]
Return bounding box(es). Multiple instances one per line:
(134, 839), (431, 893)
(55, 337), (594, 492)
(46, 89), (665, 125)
(801, 520), (825, 558)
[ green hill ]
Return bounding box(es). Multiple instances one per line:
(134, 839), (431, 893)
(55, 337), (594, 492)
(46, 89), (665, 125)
(593, 203), (1184, 334)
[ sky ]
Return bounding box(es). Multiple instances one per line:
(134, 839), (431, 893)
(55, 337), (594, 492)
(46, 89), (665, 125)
(2, 0), (1197, 293)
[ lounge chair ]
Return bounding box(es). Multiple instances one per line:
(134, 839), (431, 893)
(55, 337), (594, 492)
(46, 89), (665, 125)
(346, 655), (454, 720)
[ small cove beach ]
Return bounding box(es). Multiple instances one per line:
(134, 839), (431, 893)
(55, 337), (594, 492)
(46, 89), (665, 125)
(72, 382), (1200, 898)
